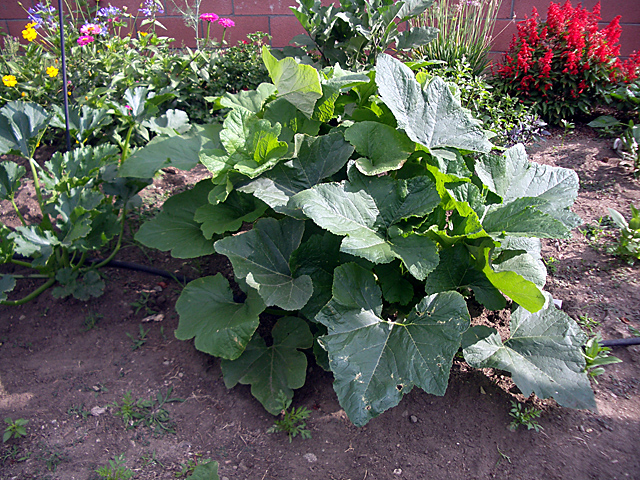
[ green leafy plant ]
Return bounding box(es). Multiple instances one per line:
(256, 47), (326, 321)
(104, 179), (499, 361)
(267, 395), (312, 442)
(493, 1), (640, 124)
(608, 205), (640, 261)
(110, 388), (184, 435)
(288, 0), (438, 69)
(132, 48), (594, 426)
(3, 418), (28, 443)
(544, 256), (559, 275)
(83, 311), (103, 331)
(126, 324), (150, 351)
(0, 101), (152, 306)
(583, 335), (622, 382)
(509, 401), (543, 432)
(95, 454), (134, 480)
(410, 58), (546, 146)
(412, 0), (503, 75)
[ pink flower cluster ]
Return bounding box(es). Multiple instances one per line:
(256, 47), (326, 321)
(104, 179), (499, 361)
(199, 13), (235, 28)
(77, 35), (95, 46)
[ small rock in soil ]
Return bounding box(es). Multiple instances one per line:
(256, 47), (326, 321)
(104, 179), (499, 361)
(304, 453), (318, 464)
(410, 415), (418, 423)
(393, 468), (402, 475)
(91, 406), (106, 416)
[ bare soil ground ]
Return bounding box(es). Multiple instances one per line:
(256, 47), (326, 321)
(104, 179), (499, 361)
(1, 127), (639, 480)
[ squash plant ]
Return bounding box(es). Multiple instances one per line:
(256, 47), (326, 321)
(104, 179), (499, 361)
(0, 90), (188, 304)
(129, 49), (596, 425)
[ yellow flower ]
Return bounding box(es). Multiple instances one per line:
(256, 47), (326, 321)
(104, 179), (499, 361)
(2, 75), (17, 87)
(21, 92), (27, 97)
(138, 31), (148, 37)
(22, 27), (37, 42)
(25, 22), (37, 29)
(46, 66), (59, 78)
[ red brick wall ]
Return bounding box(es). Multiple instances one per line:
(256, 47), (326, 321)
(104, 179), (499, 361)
(2, 1), (639, 55)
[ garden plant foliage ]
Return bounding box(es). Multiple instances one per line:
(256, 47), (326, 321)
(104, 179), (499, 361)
(132, 48), (596, 425)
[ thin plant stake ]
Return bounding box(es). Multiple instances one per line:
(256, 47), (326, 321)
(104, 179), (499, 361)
(57, 0), (71, 151)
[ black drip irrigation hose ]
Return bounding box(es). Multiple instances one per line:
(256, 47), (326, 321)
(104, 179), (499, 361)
(600, 337), (640, 347)
(85, 258), (194, 285)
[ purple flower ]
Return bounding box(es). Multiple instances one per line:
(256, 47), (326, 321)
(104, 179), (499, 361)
(199, 13), (219, 22)
(28, 3), (57, 29)
(139, 0), (164, 16)
(218, 18), (235, 28)
(77, 35), (95, 46)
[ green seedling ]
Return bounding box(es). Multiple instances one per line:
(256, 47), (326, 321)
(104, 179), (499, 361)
(140, 450), (164, 468)
(0, 444), (30, 467)
(496, 446), (512, 465)
(175, 454), (213, 477)
(3, 418), (28, 443)
(126, 324), (150, 351)
(67, 403), (91, 420)
(544, 256), (559, 275)
(577, 314), (600, 336)
(83, 311), (103, 331)
(509, 401), (543, 432)
(130, 291), (158, 316)
(267, 397), (312, 443)
(110, 388), (184, 436)
(96, 454), (134, 480)
(583, 335), (622, 383)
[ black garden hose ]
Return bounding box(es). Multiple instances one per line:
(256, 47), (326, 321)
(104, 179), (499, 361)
(85, 258), (194, 285)
(600, 337), (640, 347)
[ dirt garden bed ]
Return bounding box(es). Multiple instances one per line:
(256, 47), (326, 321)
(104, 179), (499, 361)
(0, 126), (639, 480)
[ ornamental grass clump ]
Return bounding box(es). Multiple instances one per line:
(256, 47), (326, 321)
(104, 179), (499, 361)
(412, 0), (503, 76)
(493, 0), (640, 123)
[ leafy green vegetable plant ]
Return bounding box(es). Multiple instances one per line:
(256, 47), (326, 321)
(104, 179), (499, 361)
(132, 48), (594, 426)
(583, 335), (622, 382)
(3, 418), (28, 443)
(508, 401), (542, 432)
(0, 101), (151, 305)
(608, 205), (640, 261)
(288, 0), (438, 69)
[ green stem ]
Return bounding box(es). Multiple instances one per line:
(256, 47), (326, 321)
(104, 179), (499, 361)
(92, 207), (127, 270)
(10, 258), (35, 269)
(120, 124), (135, 163)
(10, 196), (27, 226)
(72, 251), (88, 270)
(27, 157), (52, 230)
(0, 277), (55, 306)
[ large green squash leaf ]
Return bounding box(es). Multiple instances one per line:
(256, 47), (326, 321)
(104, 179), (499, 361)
(475, 145), (581, 231)
(493, 237), (547, 289)
(375, 54), (492, 154)
(194, 191), (267, 237)
(134, 180), (215, 258)
(0, 101), (49, 157)
(120, 126), (220, 178)
(264, 97), (321, 142)
(262, 46), (323, 118)
(239, 132), (353, 215)
(201, 109), (289, 181)
(289, 232), (342, 321)
(316, 263), (470, 426)
(214, 217), (313, 311)
(175, 275), (266, 360)
(0, 275), (16, 302)
(213, 83), (277, 113)
(344, 121), (415, 175)
(221, 317), (313, 415)
(463, 293), (596, 411)
(289, 169), (440, 280)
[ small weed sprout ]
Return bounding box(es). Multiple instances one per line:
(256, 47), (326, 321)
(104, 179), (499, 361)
(268, 397), (312, 443)
(3, 418), (28, 443)
(509, 402), (543, 432)
(126, 324), (150, 351)
(577, 314), (600, 336)
(110, 388), (184, 435)
(583, 335), (622, 383)
(544, 256), (559, 275)
(95, 454), (134, 480)
(83, 311), (103, 331)
(174, 454), (213, 477)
